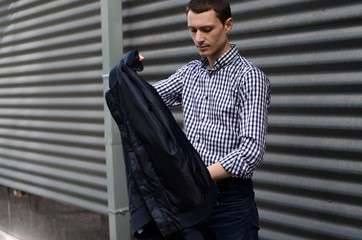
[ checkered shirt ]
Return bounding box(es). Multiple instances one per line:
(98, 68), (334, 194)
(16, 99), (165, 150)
(154, 45), (271, 179)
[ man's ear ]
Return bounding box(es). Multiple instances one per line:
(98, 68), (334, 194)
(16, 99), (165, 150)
(224, 17), (233, 33)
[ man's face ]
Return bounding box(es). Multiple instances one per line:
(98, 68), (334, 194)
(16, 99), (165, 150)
(187, 10), (232, 64)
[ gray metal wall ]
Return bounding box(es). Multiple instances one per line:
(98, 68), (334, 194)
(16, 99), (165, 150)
(0, 0), (107, 214)
(122, 0), (362, 239)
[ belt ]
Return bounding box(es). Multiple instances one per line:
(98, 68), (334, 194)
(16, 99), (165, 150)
(216, 178), (252, 192)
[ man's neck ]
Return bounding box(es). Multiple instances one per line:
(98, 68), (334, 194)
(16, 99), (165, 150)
(207, 42), (231, 69)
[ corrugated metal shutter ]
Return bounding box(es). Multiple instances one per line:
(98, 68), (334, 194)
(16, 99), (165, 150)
(122, 0), (362, 239)
(0, 0), (106, 213)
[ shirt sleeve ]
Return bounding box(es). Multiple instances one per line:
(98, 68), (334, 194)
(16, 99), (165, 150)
(219, 68), (271, 178)
(153, 64), (189, 107)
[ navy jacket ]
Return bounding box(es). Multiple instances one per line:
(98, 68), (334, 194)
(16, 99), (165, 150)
(105, 51), (217, 239)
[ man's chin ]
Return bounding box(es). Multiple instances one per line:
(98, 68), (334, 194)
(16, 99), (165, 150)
(198, 51), (209, 57)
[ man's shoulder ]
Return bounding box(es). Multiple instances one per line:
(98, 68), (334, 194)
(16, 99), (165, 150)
(230, 55), (269, 87)
(235, 55), (266, 76)
(185, 59), (203, 68)
(175, 59), (203, 74)
(168, 59), (203, 80)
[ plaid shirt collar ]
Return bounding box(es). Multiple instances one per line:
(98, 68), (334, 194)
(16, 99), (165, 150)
(201, 44), (238, 71)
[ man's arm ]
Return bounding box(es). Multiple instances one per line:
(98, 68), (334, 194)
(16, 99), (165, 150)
(217, 69), (270, 179)
(153, 64), (191, 107)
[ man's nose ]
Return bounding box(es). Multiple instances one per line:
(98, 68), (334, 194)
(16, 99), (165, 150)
(195, 31), (204, 43)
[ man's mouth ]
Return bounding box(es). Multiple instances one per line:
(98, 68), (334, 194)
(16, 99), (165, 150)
(197, 45), (208, 50)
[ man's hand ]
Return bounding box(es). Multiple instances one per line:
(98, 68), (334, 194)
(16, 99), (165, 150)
(207, 162), (232, 180)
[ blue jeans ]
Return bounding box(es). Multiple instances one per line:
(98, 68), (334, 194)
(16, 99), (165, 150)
(205, 179), (259, 240)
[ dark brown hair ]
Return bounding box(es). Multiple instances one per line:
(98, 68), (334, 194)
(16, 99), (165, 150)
(186, 0), (232, 24)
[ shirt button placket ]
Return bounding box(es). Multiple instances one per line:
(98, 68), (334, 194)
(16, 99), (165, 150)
(200, 95), (208, 122)
(195, 134), (200, 143)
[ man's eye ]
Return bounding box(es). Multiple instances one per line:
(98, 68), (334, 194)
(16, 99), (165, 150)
(203, 28), (212, 32)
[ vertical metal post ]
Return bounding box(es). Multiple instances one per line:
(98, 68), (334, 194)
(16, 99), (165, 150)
(101, 0), (130, 239)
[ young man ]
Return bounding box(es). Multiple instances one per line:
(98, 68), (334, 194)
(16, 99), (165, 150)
(154, 0), (270, 239)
